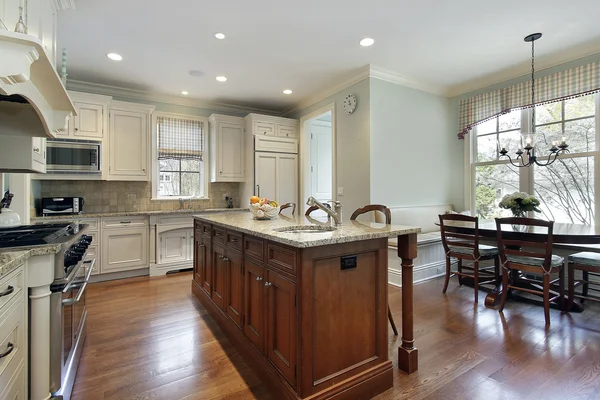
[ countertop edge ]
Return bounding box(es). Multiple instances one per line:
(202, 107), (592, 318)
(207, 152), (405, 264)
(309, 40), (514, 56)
(0, 250), (31, 278)
(31, 208), (247, 221)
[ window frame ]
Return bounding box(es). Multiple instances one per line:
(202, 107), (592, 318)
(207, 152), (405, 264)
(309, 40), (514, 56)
(466, 93), (600, 225)
(151, 111), (209, 200)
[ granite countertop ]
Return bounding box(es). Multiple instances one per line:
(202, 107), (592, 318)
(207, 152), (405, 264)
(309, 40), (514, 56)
(194, 212), (421, 248)
(0, 250), (30, 278)
(32, 208), (246, 221)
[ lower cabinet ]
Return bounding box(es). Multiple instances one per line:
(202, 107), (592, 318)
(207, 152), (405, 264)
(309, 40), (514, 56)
(243, 259), (265, 352)
(224, 248), (243, 329)
(101, 226), (149, 273)
(158, 228), (193, 264)
(193, 231), (208, 292)
(211, 245), (226, 309)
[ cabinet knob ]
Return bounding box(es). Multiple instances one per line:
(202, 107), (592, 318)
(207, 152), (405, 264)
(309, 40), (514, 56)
(75, 128), (79, 132)
(222, 257), (229, 262)
(256, 276), (263, 281)
(265, 282), (272, 287)
(33, 148), (40, 152)
(199, 244), (205, 247)
(220, 171), (222, 174)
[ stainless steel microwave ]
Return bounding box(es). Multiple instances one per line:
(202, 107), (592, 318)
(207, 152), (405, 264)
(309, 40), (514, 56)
(46, 140), (101, 173)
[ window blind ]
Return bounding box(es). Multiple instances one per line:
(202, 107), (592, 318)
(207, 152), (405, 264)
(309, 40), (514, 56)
(157, 116), (204, 159)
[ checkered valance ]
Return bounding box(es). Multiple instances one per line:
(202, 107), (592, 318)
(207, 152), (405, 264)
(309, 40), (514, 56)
(157, 116), (204, 159)
(458, 62), (600, 139)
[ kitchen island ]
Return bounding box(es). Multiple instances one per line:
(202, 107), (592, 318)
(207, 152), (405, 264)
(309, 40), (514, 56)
(192, 212), (420, 400)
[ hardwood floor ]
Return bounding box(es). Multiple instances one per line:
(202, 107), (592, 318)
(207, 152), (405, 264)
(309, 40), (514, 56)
(72, 272), (600, 400)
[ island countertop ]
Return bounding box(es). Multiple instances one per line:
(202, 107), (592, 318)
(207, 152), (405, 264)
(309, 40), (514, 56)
(193, 211), (421, 248)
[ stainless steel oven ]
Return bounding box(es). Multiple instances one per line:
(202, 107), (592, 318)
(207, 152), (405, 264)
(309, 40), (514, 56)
(46, 139), (101, 173)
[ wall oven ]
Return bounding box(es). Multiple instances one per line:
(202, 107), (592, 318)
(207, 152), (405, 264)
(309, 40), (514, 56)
(46, 139), (101, 174)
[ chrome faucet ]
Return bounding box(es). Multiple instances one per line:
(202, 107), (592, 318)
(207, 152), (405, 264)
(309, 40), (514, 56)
(306, 197), (343, 226)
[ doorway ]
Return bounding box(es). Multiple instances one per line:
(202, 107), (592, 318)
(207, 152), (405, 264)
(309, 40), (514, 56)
(300, 104), (336, 216)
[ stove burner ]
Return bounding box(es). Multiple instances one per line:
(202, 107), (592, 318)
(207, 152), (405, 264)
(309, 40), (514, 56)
(0, 223), (81, 248)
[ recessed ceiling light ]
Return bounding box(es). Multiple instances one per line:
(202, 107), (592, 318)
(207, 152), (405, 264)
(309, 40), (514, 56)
(214, 32), (226, 40)
(181, 91), (189, 95)
(106, 53), (123, 61)
(283, 89), (293, 95)
(359, 38), (375, 47)
(216, 76), (227, 82)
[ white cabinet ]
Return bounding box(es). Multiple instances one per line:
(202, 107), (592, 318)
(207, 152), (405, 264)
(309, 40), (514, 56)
(246, 114), (299, 139)
(55, 92), (111, 140)
(150, 214), (194, 276)
(255, 152), (298, 205)
(101, 217), (149, 273)
(0, 135), (45, 173)
(108, 101), (155, 181)
(159, 228), (193, 264)
(209, 114), (245, 182)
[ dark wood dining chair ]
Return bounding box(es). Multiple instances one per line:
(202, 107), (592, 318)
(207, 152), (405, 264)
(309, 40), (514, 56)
(439, 214), (500, 303)
(350, 204), (398, 336)
(567, 251), (600, 311)
(495, 217), (565, 325)
(279, 202), (296, 216)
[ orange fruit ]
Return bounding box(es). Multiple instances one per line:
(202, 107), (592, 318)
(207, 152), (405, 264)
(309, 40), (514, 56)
(250, 196), (260, 204)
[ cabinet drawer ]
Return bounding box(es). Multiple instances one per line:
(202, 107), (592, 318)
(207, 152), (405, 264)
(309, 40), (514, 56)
(80, 218), (99, 231)
(212, 226), (225, 245)
(0, 301), (25, 394)
(226, 231), (242, 251)
(254, 135), (298, 154)
(86, 232), (99, 247)
(267, 243), (297, 277)
(202, 223), (212, 238)
(253, 121), (276, 136)
(102, 216), (148, 229)
(244, 236), (264, 262)
(0, 362), (25, 400)
(0, 268), (23, 314)
(277, 124), (297, 138)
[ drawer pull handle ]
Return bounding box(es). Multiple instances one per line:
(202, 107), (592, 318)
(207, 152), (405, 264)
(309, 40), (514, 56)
(265, 282), (272, 287)
(0, 285), (14, 297)
(215, 232), (222, 236)
(199, 244), (205, 248)
(256, 276), (263, 281)
(120, 221), (131, 224)
(218, 254), (223, 260)
(0, 342), (14, 359)
(222, 257), (229, 262)
(230, 238), (238, 243)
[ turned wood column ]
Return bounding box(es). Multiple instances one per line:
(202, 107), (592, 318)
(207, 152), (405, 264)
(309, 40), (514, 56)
(397, 233), (418, 374)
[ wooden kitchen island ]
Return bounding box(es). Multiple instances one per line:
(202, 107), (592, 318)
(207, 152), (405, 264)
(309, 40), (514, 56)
(191, 212), (420, 400)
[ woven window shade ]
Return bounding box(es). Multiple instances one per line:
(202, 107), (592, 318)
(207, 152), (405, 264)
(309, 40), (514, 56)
(157, 116), (204, 159)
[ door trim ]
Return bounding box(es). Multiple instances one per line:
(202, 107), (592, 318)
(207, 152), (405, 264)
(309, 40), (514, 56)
(299, 103), (337, 215)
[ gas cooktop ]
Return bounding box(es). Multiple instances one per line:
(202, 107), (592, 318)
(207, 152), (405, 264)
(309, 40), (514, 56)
(0, 223), (84, 248)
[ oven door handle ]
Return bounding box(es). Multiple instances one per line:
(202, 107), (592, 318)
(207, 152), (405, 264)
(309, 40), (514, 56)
(62, 259), (95, 306)
(60, 261), (85, 293)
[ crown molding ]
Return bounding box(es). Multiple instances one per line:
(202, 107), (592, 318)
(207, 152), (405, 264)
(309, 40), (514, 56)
(280, 65), (371, 116)
(369, 65), (449, 97)
(66, 79), (280, 116)
(53, 0), (76, 11)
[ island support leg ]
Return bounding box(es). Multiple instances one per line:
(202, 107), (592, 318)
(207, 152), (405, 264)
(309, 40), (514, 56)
(397, 233), (418, 374)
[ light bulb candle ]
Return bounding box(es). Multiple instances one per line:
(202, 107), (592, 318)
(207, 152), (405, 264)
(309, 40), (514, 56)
(549, 141), (558, 152)
(524, 135), (533, 151)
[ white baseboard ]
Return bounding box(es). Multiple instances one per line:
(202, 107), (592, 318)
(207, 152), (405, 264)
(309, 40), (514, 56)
(150, 261), (194, 277)
(89, 267), (149, 283)
(388, 260), (448, 287)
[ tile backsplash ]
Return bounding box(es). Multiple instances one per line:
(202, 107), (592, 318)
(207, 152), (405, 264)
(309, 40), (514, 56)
(36, 181), (240, 215)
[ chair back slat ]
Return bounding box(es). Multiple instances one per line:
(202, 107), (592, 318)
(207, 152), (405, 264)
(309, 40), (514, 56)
(305, 203), (330, 218)
(350, 204), (392, 224)
(439, 214), (481, 258)
(495, 217), (554, 271)
(279, 202), (296, 216)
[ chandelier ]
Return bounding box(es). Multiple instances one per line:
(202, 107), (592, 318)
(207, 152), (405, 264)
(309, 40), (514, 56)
(499, 33), (569, 167)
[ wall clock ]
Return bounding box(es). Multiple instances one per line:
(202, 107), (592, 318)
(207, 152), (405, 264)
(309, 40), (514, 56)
(343, 94), (357, 114)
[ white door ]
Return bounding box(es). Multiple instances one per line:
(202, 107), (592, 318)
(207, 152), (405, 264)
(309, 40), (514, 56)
(255, 152), (277, 201)
(218, 122), (244, 180)
(159, 229), (188, 264)
(109, 110), (148, 179)
(309, 121), (332, 202)
(276, 154), (298, 206)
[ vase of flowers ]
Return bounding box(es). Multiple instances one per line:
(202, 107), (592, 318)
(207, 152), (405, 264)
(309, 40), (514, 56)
(499, 192), (542, 217)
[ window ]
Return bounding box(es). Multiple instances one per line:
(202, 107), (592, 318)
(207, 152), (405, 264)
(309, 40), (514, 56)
(151, 113), (208, 199)
(470, 93), (599, 225)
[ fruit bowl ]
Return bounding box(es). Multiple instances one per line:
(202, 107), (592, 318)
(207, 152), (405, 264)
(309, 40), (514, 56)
(249, 203), (280, 220)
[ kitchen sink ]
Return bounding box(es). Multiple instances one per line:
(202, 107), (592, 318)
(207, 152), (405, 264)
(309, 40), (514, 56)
(274, 225), (337, 234)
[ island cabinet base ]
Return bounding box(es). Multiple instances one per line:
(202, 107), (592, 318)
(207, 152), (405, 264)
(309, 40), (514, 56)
(192, 219), (393, 400)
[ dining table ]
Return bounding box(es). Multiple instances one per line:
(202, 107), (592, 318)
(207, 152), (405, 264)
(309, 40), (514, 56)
(440, 219), (600, 311)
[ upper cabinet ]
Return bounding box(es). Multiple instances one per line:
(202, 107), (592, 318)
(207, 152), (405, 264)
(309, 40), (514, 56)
(55, 92), (111, 140)
(209, 114), (245, 182)
(246, 114), (298, 139)
(107, 101), (155, 181)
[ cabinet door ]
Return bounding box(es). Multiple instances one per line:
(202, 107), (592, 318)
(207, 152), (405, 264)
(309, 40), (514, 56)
(244, 259), (265, 352)
(194, 235), (207, 288)
(109, 110), (148, 179)
(217, 122), (244, 180)
(276, 154), (298, 206)
(224, 249), (243, 329)
(32, 137), (46, 164)
(266, 269), (297, 386)
(253, 121), (276, 136)
(277, 124), (297, 138)
(211, 245), (226, 309)
(159, 229), (187, 264)
(73, 102), (104, 139)
(254, 152), (277, 201)
(101, 227), (148, 273)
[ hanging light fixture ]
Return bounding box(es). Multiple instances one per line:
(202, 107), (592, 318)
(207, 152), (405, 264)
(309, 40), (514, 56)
(499, 33), (569, 167)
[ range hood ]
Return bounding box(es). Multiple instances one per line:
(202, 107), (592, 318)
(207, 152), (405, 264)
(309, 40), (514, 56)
(0, 30), (76, 138)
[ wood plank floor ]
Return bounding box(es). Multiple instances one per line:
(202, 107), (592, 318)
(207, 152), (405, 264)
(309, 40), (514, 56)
(72, 272), (600, 400)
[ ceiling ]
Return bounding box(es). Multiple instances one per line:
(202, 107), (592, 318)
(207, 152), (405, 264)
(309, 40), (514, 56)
(57, 0), (600, 113)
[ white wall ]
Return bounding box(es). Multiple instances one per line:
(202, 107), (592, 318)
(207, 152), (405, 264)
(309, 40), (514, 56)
(369, 78), (461, 208)
(289, 79), (371, 218)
